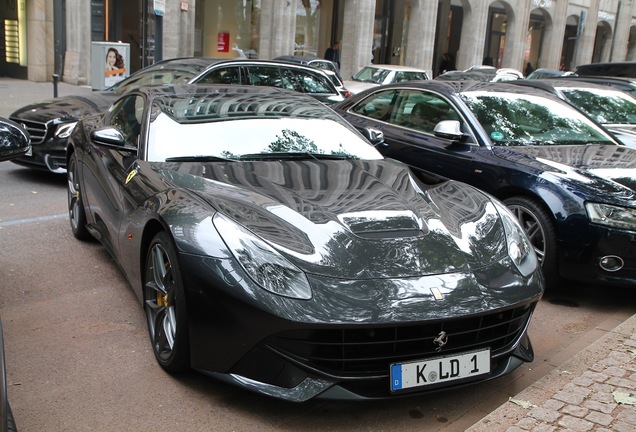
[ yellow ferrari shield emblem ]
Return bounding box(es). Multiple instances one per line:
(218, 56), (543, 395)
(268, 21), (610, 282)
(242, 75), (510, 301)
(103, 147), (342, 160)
(125, 169), (138, 185)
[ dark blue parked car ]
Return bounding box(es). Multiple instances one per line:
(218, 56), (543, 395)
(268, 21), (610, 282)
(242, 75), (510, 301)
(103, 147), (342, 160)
(334, 80), (636, 288)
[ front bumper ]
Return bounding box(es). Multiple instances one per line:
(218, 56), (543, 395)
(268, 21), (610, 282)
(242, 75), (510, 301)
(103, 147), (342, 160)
(11, 136), (68, 173)
(179, 254), (543, 401)
(559, 224), (636, 287)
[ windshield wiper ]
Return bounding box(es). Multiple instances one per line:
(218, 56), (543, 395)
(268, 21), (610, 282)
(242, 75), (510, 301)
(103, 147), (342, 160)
(238, 152), (357, 161)
(164, 155), (233, 162)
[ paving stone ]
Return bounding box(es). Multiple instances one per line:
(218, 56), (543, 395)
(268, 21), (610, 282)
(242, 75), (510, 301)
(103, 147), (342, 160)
(541, 399), (564, 411)
(528, 407), (561, 423)
(517, 417), (537, 430)
(562, 404), (588, 418)
(530, 424), (556, 432)
(557, 415), (594, 431)
(582, 399), (617, 414)
(584, 410), (613, 427)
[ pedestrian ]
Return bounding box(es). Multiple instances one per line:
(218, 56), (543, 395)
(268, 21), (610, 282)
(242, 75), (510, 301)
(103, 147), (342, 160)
(524, 62), (534, 76)
(324, 41), (340, 69)
(438, 53), (452, 76)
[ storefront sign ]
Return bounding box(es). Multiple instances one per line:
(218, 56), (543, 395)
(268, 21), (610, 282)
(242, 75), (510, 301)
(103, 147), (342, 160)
(154, 0), (166, 16)
(217, 32), (230, 53)
(180, 1), (189, 12)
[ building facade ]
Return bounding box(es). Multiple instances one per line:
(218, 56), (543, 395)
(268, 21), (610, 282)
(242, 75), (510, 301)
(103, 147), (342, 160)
(2, 0), (636, 86)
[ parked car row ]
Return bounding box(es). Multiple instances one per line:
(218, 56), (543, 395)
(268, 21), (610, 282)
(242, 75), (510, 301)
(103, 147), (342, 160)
(334, 80), (636, 290)
(5, 56), (636, 403)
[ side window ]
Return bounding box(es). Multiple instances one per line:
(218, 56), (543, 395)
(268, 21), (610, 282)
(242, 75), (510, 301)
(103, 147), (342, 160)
(198, 67), (241, 84)
(108, 94), (144, 147)
(350, 89), (399, 122)
(247, 66), (286, 89)
(393, 90), (460, 134)
(292, 70), (332, 94)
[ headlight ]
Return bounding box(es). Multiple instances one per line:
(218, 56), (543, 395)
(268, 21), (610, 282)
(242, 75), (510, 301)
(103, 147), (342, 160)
(54, 122), (77, 139)
(492, 200), (539, 277)
(586, 202), (636, 230)
(213, 213), (312, 300)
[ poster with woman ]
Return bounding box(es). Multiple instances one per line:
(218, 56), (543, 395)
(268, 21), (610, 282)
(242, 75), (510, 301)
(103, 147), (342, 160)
(104, 47), (127, 88)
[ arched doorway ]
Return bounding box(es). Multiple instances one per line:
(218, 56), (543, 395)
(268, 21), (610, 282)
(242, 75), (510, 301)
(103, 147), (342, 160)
(526, 8), (549, 71)
(485, 2), (514, 68)
(592, 21), (612, 63)
(627, 26), (636, 61)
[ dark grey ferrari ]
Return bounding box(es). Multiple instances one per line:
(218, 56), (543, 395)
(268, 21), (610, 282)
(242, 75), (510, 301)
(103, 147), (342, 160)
(66, 84), (544, 401)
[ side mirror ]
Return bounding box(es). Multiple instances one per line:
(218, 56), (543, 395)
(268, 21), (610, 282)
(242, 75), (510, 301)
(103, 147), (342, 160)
(90, 127), (126, 146)
(360, 127), (386, 147)
(434, 120), (464, 141)
(0, 117), (31, 162)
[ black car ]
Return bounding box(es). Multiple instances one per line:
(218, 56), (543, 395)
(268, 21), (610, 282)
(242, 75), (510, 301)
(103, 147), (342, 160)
(66, 84), (543, 401)
(0, 118), (25, 432)
(10, 58), (343, 173)
(0, 118), (30, 162)
(512, 79), (636, 149)
(273, 55), (350, 98)
(334, 80), (636, 288)
(574, 61), (636, 78)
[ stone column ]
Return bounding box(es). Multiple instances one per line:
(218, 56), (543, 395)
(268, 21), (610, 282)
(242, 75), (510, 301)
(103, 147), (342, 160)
(340, 0), (375, 80)
(455, 0), (490, 70)
(163, 0), (196, 58)
(575, 3), (600, 66)
(610, 0), (634, 61)
(259, 0), (296, 59)
(26, 0), (49, 82)
(405, 0), (439, 77)
(63, 0), (91, 85)
(501, 2), (530, 70)
(541, 0), (568, 70)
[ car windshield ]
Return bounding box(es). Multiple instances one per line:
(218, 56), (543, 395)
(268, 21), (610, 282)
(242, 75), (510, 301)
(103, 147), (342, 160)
(351, 67), (391, 84)
(559, 88), (636, 125)
(460, 91), (616, 146)
(147, 114), (383, 162)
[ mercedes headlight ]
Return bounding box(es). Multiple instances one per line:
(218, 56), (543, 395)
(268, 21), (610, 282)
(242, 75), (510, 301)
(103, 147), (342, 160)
(213, 213), (312, 300)
(586, 202), (636, 230)
(493, 200), (539, 277)
(54, 121), (77, 139)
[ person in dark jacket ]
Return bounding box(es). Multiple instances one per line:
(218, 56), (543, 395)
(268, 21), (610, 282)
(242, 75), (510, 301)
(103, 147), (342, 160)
(324, 41), (340, 69)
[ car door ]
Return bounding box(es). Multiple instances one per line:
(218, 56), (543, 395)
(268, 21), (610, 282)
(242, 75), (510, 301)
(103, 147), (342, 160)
(82, 93), (144, 255)
(344, 88), (479, 183)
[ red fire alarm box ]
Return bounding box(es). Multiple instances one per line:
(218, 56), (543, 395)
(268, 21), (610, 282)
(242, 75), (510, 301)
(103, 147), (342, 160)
(217, 32), (230, 53)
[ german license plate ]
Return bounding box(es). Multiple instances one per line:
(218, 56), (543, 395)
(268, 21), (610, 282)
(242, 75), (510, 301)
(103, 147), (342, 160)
(390, 348), (490, 392)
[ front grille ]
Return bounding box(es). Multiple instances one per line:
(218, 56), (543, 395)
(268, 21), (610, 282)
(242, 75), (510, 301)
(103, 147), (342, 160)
(266, 304), (534, 377)
(10, 117), (48, 144)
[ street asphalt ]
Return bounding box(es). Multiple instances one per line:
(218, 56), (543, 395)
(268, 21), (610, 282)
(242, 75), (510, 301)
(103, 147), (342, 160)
(1, 76), (635, 431)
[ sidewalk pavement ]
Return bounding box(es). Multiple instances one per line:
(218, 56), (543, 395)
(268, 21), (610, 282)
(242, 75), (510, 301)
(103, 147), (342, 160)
(1, 76), (636, 431)
(468, 314), (636, 432)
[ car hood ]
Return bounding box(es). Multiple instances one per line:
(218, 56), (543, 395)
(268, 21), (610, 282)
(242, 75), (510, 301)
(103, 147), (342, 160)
(10, 92), (116, 124)
(494, 144), (636, 202)
(159, 159), (512, 280)
(343, 80), (379, 95)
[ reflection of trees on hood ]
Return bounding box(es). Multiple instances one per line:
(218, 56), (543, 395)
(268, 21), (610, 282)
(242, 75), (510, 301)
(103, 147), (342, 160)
(269, 129), (321, 153)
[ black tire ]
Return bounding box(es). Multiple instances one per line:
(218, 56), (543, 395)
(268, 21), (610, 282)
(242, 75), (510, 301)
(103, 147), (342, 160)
(6, 402), (16, 432)
(144, 231), (190, 372)
(503, 196), (558, 285)
(67, 153), (92, 241)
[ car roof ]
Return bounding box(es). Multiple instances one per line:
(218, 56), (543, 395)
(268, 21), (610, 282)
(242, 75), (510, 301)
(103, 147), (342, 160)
(374, 79), (564, 98)
(139, 84), (339, 123)
(358, 64), (428, 72)
(274, 55), (327, 63)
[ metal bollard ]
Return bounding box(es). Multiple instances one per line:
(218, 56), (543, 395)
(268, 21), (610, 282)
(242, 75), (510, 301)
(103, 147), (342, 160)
(52, 74), (60, 98)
